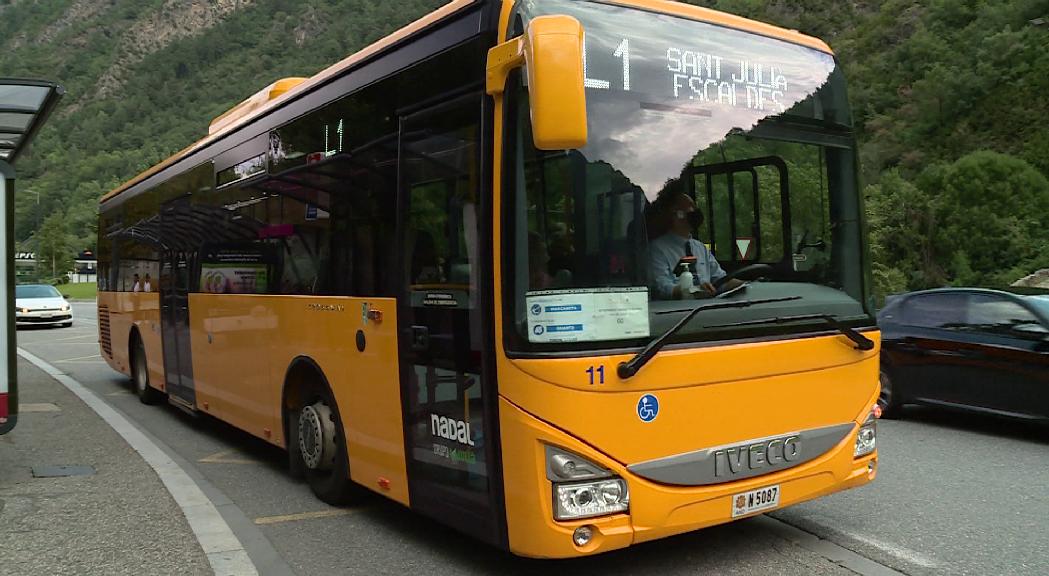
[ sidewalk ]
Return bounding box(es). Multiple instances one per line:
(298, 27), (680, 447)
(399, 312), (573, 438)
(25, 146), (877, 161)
(0, 358), (211, 576)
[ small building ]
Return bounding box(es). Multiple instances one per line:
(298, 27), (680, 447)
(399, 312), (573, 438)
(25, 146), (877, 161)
(71, 250), (97, 284)
(13, 251), (36, 282)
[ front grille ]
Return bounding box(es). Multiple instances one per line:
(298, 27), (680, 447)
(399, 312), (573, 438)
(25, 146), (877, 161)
(99, 305), (112, 357)
(18, 314), (71, 323)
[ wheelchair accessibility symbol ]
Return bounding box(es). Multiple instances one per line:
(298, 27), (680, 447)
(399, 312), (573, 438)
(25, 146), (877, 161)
(637, 394), (659, 423)
(530, 303), (542, 316)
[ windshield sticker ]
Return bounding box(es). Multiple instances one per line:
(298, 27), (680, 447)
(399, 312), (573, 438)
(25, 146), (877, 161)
(735, 238), (754, 260)
(410, 289), (468, 309)
(526, 287), (649, 343)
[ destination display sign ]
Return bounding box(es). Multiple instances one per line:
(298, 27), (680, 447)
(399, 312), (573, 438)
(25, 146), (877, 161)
(578, 13), (833, 116)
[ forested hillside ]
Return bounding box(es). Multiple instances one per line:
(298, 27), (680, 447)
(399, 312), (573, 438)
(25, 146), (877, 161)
(3, 0), (1048, 297)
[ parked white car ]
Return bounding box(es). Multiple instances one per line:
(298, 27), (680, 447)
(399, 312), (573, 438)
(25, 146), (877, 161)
(15, 284), (72, 328)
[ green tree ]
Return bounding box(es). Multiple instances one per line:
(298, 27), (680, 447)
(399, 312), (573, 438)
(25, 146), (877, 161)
(932, 151), (1049, 286)
(36, 211), (72, 281)
(865, 170), (940, 299)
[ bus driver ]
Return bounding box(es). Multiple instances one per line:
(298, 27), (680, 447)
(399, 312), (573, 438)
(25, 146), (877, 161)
(648, 191), (742, 299)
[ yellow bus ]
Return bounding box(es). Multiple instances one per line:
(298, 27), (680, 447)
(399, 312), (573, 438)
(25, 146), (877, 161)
(97, 0), (879, 558)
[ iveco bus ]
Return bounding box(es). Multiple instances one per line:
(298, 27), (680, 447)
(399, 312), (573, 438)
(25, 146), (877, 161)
(97, 0), (879, 557)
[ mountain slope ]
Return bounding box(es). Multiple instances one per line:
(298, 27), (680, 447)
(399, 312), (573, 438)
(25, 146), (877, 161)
(3, 0), (1048, 293)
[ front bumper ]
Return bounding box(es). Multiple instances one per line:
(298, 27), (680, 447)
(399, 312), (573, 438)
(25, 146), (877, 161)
(500, 397), (877, 558)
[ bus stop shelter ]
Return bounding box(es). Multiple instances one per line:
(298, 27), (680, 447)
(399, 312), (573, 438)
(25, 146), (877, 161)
(0, 79), (64, 435)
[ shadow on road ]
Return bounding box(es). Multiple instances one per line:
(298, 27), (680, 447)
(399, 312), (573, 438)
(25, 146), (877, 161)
(352, 497), (777, 575)
(894, 405), (1049, 444)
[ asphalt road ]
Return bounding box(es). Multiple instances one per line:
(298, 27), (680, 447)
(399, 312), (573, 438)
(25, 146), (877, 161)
(14, 301), (1049, 575)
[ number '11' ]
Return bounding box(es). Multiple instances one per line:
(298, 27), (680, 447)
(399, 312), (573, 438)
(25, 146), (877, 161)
(586, 365), (605, 385)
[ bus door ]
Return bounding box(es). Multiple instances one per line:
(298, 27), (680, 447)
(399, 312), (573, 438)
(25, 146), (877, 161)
(159, 197), (196, 406)
(397, 94), (503, 544)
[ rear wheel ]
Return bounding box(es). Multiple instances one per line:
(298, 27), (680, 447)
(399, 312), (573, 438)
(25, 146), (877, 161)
(131, 336), (163, 405)
(878, 368), (902, 419)
(295, 389), (357, 504)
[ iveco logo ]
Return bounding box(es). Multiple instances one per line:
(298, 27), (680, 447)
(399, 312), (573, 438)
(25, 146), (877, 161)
(714, 435), (800, 477)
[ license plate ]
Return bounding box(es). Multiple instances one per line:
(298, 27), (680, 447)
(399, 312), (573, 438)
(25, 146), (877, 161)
(731, 484), (780, 518)
(41, 314), (52, 319)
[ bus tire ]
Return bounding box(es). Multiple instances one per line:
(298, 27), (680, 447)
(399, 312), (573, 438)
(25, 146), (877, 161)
(878, 367), (902, 419)
(131, 333), (163, 405)
(296, 387), (356, 505)
(286, 409), (307, 481)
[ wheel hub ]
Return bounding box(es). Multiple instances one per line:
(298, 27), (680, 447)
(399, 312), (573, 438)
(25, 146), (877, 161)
(298, 402), (336, 471)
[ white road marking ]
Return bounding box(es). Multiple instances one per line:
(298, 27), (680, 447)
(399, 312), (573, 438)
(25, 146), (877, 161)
(30, 334), (97, 343)
(17, 348), (259, 576)
(54, 354), (103, 363)
(253, 509), (353, 525)
(842, 530), (939, 568)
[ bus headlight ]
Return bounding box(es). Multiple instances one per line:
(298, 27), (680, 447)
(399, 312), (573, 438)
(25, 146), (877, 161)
(854, 410), (877, 457)
(546, 445), (629, 521)
(555, 479), (629, 520)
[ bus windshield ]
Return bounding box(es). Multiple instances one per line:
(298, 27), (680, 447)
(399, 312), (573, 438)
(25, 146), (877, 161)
(506, 0), (873, 352)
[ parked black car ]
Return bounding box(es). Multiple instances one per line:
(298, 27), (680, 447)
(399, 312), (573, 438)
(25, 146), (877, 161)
(878, 288), (1049, 422)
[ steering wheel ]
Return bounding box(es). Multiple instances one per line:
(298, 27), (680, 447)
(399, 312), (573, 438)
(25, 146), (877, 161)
(713, 263), (774, 291)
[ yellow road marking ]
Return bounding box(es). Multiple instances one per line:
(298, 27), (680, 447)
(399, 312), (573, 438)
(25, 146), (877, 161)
(198, 450), (259, 465)
(253, 509), (353, 525)
(19, 403), (61, 412)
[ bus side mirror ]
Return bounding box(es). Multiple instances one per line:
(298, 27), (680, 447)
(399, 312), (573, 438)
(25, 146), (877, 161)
(486, 15), (588, 150)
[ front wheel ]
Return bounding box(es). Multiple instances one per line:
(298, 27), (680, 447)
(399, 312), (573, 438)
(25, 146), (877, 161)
(132, 336), (163, 405)
(878, 368), (902, 419)
(296, 392), (357, 504)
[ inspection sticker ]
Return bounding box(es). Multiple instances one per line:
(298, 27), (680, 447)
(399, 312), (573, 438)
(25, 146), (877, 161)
(526, 287), (649, 343)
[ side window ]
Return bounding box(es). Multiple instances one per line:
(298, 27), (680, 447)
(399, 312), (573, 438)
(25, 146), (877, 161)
(692, 158), (787, 266)
(112, 186), (161, 292)
(403, 105), (480, 295)
(966, 294), (1041, 336)
(901, 293), (968, 329)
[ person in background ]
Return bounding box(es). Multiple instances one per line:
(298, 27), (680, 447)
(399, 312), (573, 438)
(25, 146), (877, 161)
(132, 273), (141, 293)
(142, 273), (152, 292)
(528, 232), (554, 290)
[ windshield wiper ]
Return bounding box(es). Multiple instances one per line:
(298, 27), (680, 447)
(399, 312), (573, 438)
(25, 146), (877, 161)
(705, 313), (875, 351)
(617, 296), (802, 379)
